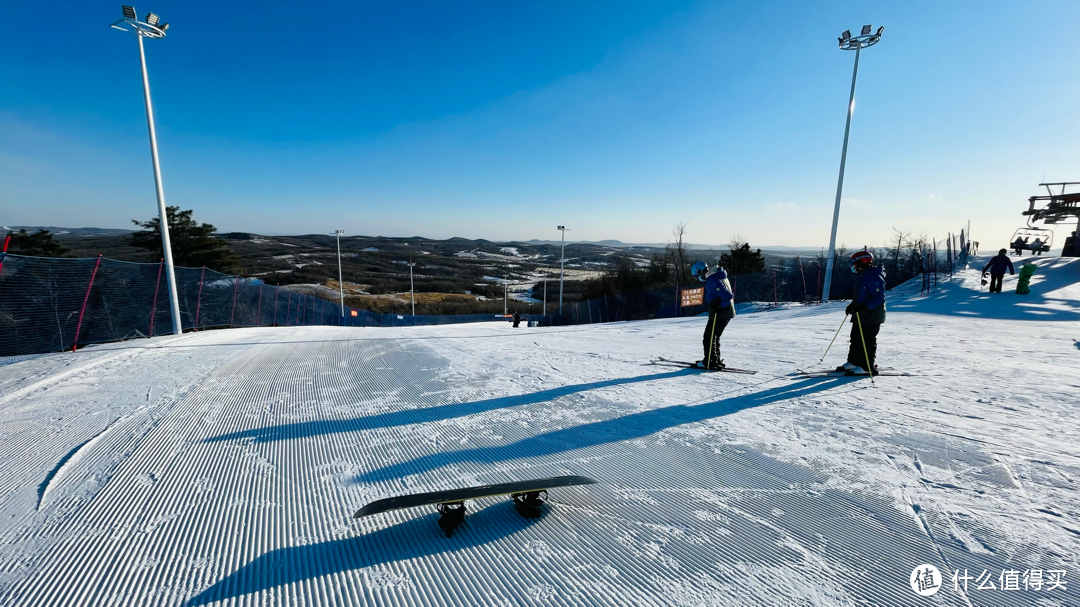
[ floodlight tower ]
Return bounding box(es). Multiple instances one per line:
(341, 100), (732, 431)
(111, 6), (182, 334)
(557, 225), (570, 314)
(821, 25), (884, 304)
(334, 230), (345, 318)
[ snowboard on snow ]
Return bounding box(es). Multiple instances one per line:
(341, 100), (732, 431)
(651, 357), (758, 374)
(353, 475), (598, 537)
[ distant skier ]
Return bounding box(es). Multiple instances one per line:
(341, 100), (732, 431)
(1029, 238), (1044, 255)
(981, 249), (1014, 294)
(1063, 231), (1080, 257)
(691, 261), (735, 370)
(837, 251), (886, 376)
(512, 311), (522, 327)
(1011, 236), (1028, 256)
(1016, 261), (1037, 294)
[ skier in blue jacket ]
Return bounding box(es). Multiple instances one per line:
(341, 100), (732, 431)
(837, 250), (886, 376)
(691, 261), (735, 370)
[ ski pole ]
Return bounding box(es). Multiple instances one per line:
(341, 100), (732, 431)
(855, 312), (876, 386)
(706, 310), (718, 369)
(818, 314), (848, 363)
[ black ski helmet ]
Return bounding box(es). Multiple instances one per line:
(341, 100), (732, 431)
(999, 248), (1007, 256)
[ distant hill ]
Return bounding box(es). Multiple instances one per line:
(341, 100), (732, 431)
(3, 226), (134, 238)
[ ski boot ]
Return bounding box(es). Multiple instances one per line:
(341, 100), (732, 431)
(844, 366), (870, 376)
(834, 362), (856, 373)
(708, 358), (726, 371)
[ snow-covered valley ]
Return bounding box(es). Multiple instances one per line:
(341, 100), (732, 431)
(0, 257), (1077, 606)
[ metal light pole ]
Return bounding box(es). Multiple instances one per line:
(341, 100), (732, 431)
(503, 274), (508, 315)
(557, 225), (569, 314)
(822, 25), (883, 303)
(335, 230), (345, 317)
(408, 260), (416, 324)
(111, 6), (182, 334)
(542, 276), (546, 316)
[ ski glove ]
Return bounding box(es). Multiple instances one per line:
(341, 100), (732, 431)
(845, 302), (867, 315)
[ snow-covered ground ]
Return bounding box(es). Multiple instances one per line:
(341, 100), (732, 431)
(0, 257), (1077, 606)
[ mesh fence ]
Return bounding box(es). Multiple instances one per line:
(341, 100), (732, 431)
(0, 254), (515, 357)
(540, 287), (684, 326)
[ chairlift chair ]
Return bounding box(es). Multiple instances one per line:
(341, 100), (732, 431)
(1009, 227), (1053, 256)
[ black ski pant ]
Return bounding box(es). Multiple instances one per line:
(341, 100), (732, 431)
(989, 273), (1004, 293)
(846, 316), (881, 371)
(702, 308), (731, 366)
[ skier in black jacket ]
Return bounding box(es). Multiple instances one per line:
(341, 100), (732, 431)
(981, 249), (1014, 293)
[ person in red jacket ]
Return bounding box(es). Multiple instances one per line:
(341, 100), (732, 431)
(981, 249), (1015, 293)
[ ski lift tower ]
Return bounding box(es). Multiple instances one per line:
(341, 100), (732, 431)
(1022, 182), (1080, 257)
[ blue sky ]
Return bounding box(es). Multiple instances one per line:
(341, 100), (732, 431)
(1, 1), (1077, 249)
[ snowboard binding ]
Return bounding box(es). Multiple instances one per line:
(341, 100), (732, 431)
(436, 502), (466, 537)
(511, 490), (548, 518)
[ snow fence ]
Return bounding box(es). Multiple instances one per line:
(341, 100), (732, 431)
(0, 254), (515, 356)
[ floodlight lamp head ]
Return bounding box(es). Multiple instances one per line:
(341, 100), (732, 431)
(838, 24), (883, 51)
(122, 5), (137, 19)
(557, 225), (564, 230)
(146, 12), (159, 25)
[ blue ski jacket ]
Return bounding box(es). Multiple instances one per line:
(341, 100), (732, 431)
(852, 266), (887, 324)
(982, 255), (1014, 276)
(705, 268), (734, 308)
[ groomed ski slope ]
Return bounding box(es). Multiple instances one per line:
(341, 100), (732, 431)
(0, 256), (1077, 606)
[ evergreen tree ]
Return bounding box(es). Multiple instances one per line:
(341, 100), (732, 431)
(720, 238), (765, 276)
(5, 229), (70, 257)
(131, 207), (239, 271)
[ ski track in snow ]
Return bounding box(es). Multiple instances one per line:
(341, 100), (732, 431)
(0, 256), (1077, 606)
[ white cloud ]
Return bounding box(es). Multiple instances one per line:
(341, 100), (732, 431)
(927, 194), (941, 199)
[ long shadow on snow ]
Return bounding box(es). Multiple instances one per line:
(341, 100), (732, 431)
(357, 376), (846, 484)
(186, 504), (525, 606)
(203, 369), (693, 444)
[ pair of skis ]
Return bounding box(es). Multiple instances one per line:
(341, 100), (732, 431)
(652, 357), (911, 377)
(795, 367), (911, 378)
(649, 357), (758, 374)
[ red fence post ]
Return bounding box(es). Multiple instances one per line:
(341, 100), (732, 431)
(230, 275), (240, 327)
(797, 257), (807, 304)
(273, 287), (279, 325)
(72, 254), (103, 352)
(194, 266), (206, 330)
(0, 234), (11, 276)
(149, 258), (163, 337)
(286, 291), (293, 325)
(256, 284), (263, 326)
